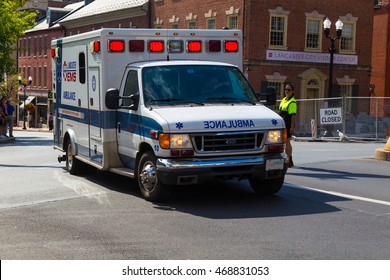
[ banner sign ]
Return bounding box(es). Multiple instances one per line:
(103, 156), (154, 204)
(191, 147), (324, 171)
(266, 50), (358, 65)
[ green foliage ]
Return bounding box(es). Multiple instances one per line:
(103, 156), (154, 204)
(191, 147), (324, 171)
(0, 0), (37, 75)
(0, 74), (21, 101)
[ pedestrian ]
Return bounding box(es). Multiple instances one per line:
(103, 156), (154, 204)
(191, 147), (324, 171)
(6, 100), (15, 137)
(279, 84), (297, 167)
(48, 112), (54, 130)
(0, 97), (8, 138)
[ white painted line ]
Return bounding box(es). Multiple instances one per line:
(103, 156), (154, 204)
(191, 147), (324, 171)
(286, 183), (390, 206)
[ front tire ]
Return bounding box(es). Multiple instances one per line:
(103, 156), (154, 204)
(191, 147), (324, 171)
(249, 176), (284, 195)
(137, 151), (172, 202)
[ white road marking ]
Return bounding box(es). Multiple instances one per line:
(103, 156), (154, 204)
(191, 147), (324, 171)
(287, 183), (390, 206)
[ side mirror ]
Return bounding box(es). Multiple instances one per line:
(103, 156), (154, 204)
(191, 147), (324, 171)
(122, 93), (139, 111)
(105, 88), (120, 109)
(258, 86), (277, 106)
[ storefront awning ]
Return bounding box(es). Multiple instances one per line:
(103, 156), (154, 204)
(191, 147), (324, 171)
(19, 96), (36, 109)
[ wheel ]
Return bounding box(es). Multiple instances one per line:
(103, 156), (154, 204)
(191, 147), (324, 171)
(137, 151), (172, 202)
(249, 176), (284, 195)
(65, 142), (85, 175)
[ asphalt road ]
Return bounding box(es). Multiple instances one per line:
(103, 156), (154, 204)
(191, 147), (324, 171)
(0, 131), (389, 259)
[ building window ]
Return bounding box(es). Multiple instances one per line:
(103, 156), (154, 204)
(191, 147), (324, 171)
(38, 36), (42, 56)
(171, 23), (179, 29)
(34, 37), (38, 56)
(340, 23), (354, 52)
(38, 67), (41, 87)
(29, 37), (32, 57)
(206, 18), (216, 29)
(269, 15), (287, 48)
(155, 25), (163, 29)
(43, 36), (48, 56)
(188, 21), (196, 29)
(23, 38), (27, 57)
(43, 66), (47, 87)
(227, 15), (238, 29)
(306, 19), (321, 50)
(267, 81), (284, 100)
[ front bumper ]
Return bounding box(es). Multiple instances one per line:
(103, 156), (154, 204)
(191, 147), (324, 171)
(156, 154), (288, 185)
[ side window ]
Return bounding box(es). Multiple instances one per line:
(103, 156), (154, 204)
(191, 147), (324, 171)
(123, 70), (139, 106)
(79, 52), (86, 84)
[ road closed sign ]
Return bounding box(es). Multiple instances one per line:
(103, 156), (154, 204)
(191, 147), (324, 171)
(320, 108), (342, 124)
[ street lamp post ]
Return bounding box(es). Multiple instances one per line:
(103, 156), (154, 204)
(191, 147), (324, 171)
(323, 17), (343, 98)
(18, 76), (32, 130)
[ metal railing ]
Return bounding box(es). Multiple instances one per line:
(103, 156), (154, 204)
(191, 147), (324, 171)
(277, 97), (390, 141)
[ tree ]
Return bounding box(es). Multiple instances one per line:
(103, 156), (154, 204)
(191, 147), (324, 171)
(0, 0), (37, 77)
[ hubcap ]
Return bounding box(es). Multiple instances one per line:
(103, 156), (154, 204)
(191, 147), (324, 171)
(140, 162), (156, 191)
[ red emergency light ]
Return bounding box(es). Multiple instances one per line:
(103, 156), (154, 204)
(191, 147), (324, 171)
(129, 40), (145, 52)
(148, 40), (164, 53)
(224, 41), (239, 52)
(51, 48), (56, 58)
(93, 40), (101, 53)
(108, 40), (125, 52)
(208, 40), (221, 52)
(187, 41), (202, 53)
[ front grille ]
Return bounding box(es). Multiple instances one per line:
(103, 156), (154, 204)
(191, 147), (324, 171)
(192, 131), (264, 153)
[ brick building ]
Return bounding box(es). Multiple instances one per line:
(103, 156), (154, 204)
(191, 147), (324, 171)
(371, 0), (390, 117)
(17, 1), (83, 128)
(17, 0), (378, 131)
(151, 0), (375, 131)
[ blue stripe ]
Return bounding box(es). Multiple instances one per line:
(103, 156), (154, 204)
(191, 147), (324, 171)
(58, 105), (164, 137)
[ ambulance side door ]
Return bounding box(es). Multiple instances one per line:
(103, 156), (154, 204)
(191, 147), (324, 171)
(88, 67), (102, 163)
(117, 69), (141, 169)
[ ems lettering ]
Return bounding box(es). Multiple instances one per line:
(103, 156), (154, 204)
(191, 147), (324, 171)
(63, 61), (77, 82)
(63, 71), (77, 82)
(63, 91), (76, 100)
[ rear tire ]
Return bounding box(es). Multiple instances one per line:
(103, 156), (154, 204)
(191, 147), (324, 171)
(65, 142), (85, 175)
(137, 151), (172, 202)
(249, 176), (284, 195)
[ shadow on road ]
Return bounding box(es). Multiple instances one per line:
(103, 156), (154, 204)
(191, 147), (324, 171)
(4, 136), (53, 147)
(81, 170), (345, 220)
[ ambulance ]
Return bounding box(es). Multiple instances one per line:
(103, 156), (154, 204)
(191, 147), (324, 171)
(52, 28), (288, 202)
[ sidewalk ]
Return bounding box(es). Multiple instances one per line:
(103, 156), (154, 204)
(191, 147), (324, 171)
(0, 126), (51, 144)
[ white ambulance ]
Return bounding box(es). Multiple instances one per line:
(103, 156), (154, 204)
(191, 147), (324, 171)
(52, 28), (287, 202)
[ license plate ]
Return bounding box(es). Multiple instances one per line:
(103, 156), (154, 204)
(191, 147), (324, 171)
(266, 159), (284, 171)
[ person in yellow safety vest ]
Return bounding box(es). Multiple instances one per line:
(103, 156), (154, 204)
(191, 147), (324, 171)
(279, 84), (297, 167)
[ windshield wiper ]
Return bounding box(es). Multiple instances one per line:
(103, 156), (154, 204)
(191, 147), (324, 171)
(205, 96), (256, 105)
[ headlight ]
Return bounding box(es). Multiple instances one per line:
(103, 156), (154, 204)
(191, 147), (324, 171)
(159, 133), (193, 149)
(266, 130), (284, 144)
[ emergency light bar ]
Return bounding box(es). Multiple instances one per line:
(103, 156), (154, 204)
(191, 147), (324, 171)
(108, 40), (125, 52)
(148, 40), (164, 53)
(64, 38), (240, 57)
(129, 40), (145, 52)
(187, 41), (202, 53)
(224, 41), (239, 52)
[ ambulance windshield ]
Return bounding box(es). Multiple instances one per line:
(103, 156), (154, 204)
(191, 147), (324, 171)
(142, 65), (258, 106)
